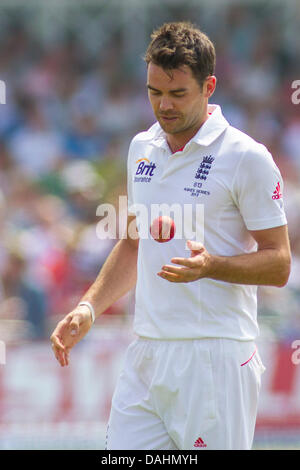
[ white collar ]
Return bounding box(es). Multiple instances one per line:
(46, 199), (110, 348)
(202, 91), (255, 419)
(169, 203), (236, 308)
(191, 104), (229, 146)
(147, 104), (229, 150)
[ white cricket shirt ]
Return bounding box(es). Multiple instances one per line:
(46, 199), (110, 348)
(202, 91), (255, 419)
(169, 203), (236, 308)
(127, 104), (287, 341)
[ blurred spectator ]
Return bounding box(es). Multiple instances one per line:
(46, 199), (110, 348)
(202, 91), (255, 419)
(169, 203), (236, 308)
(281, 115), (300, 174)
(0, 251), (47, 340)
(7, 98), (64, 177)
(63, 109), (109, 161)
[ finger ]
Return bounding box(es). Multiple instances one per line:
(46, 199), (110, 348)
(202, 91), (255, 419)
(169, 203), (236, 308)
(52, 344), (65, 366)
(59, 351), (66, 367)
(187, 240), (205, 252)
(61, 349), (69, 367)
(161, 264), (189, 275)
(157, 271), (181, 282)
(50, 317), (72, 344)
(64, 349), (70, 367)
(61, 348), (71, 367)
(51, 335), (66, 352)
(170, 257), (195, 268)
(158, 268), (199, 283)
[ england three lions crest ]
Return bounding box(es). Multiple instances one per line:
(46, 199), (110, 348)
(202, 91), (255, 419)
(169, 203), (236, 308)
(195, 155), (215, 181)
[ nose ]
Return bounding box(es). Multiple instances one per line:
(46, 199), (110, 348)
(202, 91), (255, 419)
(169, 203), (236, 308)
(159, 95), (174, 112)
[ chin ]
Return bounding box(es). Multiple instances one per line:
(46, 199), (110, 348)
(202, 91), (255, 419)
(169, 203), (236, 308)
(158, 120), (181, 134)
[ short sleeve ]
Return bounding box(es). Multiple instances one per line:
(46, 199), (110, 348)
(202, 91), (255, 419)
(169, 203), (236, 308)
(127, 139), (136, 216)
(232, 145), (287, 231)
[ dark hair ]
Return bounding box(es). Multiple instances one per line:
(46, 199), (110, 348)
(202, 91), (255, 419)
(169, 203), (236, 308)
(144, 22), (216, 88)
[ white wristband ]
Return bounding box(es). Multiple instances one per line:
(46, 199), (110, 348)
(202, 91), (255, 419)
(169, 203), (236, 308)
(78, 301), (96, 323)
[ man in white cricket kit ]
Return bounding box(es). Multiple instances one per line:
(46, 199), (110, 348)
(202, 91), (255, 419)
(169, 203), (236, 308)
(50, 22), (291, 450)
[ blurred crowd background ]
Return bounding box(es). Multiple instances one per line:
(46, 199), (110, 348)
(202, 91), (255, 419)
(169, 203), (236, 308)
(0, 0), (299, 347)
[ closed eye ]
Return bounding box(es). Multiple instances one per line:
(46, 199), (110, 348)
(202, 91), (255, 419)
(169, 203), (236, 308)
(148, 90), (161, 96)
(147, 85), (187, 98)
(171, 92), (186, 98)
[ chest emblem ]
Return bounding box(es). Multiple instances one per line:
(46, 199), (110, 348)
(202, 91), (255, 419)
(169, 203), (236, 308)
(195, 155), (215, 181)
(184, 155), (214, 197)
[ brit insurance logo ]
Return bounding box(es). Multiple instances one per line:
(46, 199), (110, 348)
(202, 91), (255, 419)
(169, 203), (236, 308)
(184, 155), (214, 197)
(134, 158), (157, 183)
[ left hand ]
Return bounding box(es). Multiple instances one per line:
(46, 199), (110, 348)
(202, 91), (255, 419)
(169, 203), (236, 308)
(157, 240), (212, 283)
(50, 305), (93, 367)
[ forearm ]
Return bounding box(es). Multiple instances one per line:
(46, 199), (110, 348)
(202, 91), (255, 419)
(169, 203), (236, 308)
(80, 238), (138, 318)
(207, 248), (291, 287)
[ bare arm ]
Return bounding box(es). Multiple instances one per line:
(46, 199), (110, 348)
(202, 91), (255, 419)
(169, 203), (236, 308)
(158, 225), (291, 287)
(208, 225), (291, 287)
(81, 217), (139, 318)
(50, 215), (139, 366)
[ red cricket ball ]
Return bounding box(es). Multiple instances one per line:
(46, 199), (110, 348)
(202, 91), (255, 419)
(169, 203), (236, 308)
(150, 216), (176, 243)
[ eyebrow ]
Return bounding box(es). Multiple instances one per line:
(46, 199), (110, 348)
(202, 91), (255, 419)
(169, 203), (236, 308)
(147, 84), (187, 93)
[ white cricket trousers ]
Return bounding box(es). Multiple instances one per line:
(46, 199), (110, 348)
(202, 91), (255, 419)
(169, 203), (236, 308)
(106, 337), (265, 450)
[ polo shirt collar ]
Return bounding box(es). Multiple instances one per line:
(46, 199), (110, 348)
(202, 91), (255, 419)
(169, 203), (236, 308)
(150, 104), (229, 149)
(191, 104), (229, 146)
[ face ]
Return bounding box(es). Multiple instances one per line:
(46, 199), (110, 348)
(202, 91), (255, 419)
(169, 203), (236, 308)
(147, 62), (216, 143)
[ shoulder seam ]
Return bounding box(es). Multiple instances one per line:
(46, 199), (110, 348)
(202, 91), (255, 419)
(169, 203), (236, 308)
(230, 148), (247, 199)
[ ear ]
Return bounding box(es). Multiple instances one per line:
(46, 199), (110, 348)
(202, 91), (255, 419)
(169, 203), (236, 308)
(203, 76), (217, 98)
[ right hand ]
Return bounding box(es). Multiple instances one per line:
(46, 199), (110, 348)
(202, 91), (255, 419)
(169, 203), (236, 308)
(50, 305), (93, 367)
